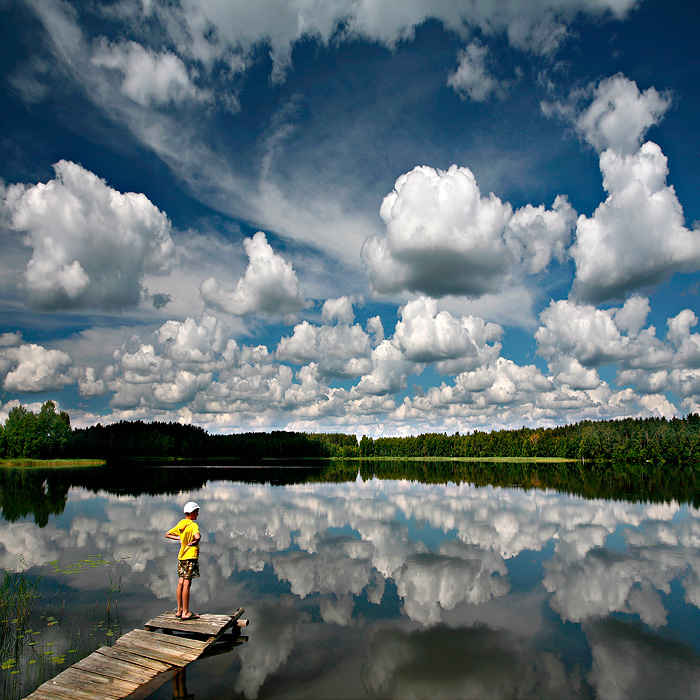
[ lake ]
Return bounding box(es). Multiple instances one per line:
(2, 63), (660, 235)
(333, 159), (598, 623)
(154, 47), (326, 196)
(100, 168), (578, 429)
(2, 462), (700, 699)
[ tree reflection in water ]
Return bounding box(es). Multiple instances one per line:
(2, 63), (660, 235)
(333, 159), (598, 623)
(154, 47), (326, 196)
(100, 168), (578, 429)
(2, 461), (700, 699)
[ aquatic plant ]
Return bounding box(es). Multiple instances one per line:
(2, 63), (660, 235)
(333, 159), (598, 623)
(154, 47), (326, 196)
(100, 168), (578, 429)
(0, 553), (126, 700)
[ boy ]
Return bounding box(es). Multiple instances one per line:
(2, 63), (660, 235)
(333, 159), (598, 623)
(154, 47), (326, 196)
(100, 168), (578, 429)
(165, 501), (201, 620)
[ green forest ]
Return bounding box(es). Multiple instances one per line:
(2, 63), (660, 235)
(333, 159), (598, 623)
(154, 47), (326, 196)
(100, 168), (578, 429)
(2, 401), (700, 465)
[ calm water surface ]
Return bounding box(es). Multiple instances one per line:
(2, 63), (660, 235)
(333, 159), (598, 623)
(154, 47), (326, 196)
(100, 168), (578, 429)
(2, 463), (700, 699)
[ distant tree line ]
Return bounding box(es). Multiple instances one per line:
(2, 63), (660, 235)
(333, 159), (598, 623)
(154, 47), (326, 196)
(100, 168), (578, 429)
(66, 421), (359, 460)
(359, 415), (700, 464)
(2, 402), (700, 464)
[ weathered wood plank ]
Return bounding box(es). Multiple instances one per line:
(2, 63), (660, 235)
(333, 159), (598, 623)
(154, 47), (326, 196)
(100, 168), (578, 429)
(26, 677), (129, 700)
(120, 628), (209, 652)
(111, 642), (193, 667)
(145, 619), (222, 635)
(93, 645), (172, 674)
(144, 611), (240, 636)
(146, 609), (242, 626)
(25, 689), (79, 700)
(72, 653), (159, 684)
(205, 608), (244, 641)
(113, 637), (201, 666)
(51, 667), (140, 696)
(24, 690), (78, 700)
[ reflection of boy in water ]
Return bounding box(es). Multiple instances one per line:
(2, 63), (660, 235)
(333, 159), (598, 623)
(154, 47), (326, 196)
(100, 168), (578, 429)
(165, 501), (201, 620)
(172, 666), (194, 700)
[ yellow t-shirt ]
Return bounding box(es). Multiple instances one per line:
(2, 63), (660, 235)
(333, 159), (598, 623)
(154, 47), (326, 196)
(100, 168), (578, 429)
(168, 518), (200, 560)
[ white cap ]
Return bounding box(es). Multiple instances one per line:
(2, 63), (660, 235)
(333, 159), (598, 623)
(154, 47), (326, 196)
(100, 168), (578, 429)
(184, 501), (200, 514)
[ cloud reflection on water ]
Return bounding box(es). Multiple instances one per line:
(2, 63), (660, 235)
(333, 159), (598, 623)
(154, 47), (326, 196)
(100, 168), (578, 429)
(2, 476), (700, 698)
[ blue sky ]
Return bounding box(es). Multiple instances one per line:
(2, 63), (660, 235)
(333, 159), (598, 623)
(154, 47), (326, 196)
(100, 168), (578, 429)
(1, 0), (699, 436)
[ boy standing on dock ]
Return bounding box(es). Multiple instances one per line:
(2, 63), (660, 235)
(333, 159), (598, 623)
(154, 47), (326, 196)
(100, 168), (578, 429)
(165, 501), (201, 620)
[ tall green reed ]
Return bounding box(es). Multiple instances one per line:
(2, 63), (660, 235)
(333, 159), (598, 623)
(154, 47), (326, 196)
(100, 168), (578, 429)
(0, 554), (125, 700)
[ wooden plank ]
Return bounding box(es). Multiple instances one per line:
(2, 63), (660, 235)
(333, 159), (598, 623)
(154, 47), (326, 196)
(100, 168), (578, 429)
(119, 629), (209, 652)
(25, 682), (117, 700)
(145, 610), (242, 628)
(93, 645), (172, 674)
(112, 641), (194, 667)
(50, 667), (139, 696)
(146, 612), (233, 627)
(72, 653), (159, 684)
(24, 690), (77, 700)
(144, 612), (239, 636)
(145, 618), (224, 636)
(25, 690), (78, 700)
(206, 609), (244, 641)
(26, 678), (130, 700)
(150, 610), (234, 623)
(113, 637), (201, 667)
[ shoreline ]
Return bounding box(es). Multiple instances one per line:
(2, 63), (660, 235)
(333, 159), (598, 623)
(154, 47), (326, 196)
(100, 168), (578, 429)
(0, 458), (106, 469)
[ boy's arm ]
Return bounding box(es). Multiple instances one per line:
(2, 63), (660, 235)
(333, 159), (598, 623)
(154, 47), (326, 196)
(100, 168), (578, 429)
(165, 530), (180, 540)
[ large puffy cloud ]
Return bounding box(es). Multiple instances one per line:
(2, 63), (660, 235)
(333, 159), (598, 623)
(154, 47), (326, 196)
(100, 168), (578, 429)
(392, 297), (502, 374)
(363, 165), (574, 298)
(91, 40), (201, 106)
(100, 317), (235, 409)
(536, 298), (700, 395)
(536, 297), (655, 370)
(157, 314), (231, 367)
(504, 196), (575, 275)
(408, 357), (553, 412)
(200, 232), (310, 317)
(395, 544), (509, 625)
(0, 161), (175, 310)
(356, 341), (413, 396)
(575, 74), (671, 155)
(276, 314), (374, 379)
(571, 142), (700, 302)
(363, 165), (514, 297)
(544, 75), (700, 303)
(0, 335), (74, 393)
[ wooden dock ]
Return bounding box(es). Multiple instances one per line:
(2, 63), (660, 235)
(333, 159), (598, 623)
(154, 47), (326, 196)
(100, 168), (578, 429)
(24, 609), (248, 700)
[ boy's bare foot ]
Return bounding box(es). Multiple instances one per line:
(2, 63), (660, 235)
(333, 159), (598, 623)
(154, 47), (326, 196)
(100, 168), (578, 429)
(181, 613), (200, 620)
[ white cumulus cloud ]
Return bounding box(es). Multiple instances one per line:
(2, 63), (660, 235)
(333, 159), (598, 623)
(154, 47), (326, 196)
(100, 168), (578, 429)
(276, 319), (373, 379)
(363, 165), (575, 299)
(572, 142), (700, 302)
(200, 232), (310, 317)
(1, 341), (74, 393)
(363, 165), (513, 298)
(0, 161), (175, 311)
(576, 74), (671, 155)
(393, 297), (502, 375)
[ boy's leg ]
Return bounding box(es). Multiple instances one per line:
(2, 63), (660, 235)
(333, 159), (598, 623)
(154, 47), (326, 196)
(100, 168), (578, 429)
(181, 578), (192, 617)
(176, 576), (185, 615)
